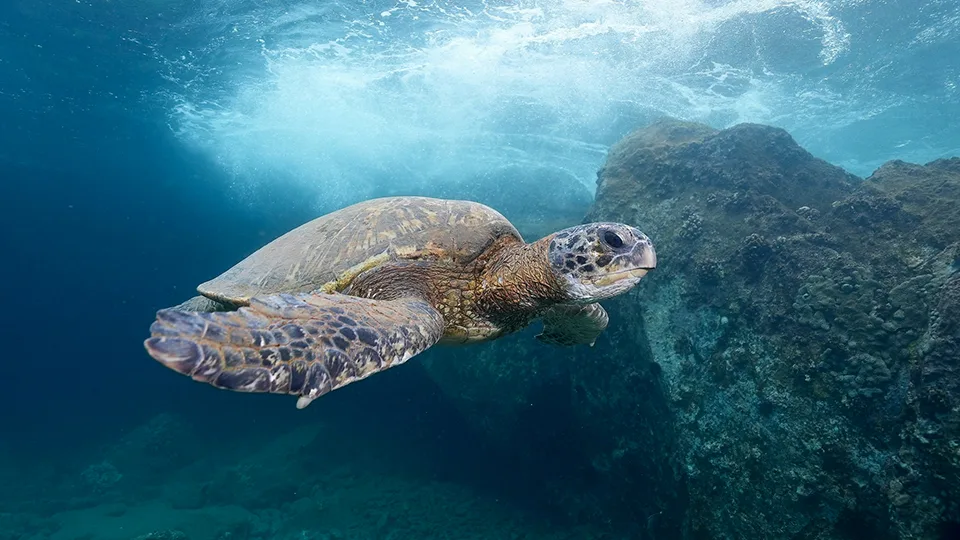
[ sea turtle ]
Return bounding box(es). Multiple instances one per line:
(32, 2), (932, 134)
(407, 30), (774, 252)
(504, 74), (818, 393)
(145, 196), (656, 409)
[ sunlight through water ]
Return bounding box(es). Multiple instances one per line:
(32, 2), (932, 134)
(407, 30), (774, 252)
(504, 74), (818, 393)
(155, 0), (960, 207)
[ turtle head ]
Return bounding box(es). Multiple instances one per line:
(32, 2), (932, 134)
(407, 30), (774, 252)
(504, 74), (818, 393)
(547, 223), (656, 303)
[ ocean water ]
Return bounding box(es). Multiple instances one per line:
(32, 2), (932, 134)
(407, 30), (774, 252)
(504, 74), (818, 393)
(1, 0), (958, 539)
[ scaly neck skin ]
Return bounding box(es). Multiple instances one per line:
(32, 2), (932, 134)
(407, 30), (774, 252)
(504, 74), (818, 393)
(476, 235), (568, 328)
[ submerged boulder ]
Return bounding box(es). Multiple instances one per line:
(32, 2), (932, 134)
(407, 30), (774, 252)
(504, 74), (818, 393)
(588, 119), (960, 539)
(422, 118), (960, 539)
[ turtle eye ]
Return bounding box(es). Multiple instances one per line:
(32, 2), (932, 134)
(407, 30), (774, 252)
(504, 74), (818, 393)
(602, 230), (624, 249)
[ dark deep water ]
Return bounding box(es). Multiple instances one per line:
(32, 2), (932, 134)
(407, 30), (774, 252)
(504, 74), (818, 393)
(2, 0), (960, 539)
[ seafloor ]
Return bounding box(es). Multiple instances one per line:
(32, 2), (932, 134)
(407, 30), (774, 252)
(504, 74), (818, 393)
(4, 118), (959, 540)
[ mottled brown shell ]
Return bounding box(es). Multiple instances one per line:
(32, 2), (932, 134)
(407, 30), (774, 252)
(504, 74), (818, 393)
(198, 196), (522, 305)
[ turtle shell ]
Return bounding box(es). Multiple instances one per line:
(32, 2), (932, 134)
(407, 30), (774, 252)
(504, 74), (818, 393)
(197, 196), (522, 305)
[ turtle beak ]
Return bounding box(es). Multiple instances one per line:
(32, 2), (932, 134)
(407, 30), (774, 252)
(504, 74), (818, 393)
(593, 231), (656, 287)
(631, 237), (657, 270)
(593, 266), (652, 287)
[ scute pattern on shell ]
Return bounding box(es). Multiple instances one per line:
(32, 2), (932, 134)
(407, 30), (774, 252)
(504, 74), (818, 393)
(198, 197), (522, 304)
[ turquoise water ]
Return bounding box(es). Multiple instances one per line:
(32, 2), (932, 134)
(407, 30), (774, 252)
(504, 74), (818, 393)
(1, 1), (958, 539)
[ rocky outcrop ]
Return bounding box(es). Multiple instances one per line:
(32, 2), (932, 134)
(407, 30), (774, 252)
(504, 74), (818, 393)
(590, 119), (960, 539)
(422, 119), (960, 539)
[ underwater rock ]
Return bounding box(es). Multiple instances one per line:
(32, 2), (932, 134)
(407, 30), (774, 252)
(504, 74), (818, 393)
(80, 460), (123, 492)
(863, 158), (960, 250)
(824, 158), (960, 279)
(586, 119), (960, 539)
(421, 118), (960, 538)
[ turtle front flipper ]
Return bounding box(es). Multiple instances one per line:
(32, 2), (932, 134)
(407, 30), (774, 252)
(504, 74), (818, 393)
(536, 303), (609, 347)
(144, 292), (444, 408)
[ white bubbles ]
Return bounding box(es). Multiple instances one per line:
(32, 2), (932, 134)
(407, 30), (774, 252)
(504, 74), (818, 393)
(158, 0), (957, 204)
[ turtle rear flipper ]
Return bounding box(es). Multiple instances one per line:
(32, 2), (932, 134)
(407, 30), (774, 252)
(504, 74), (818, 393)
(169, 295), (235, 313)
(536, 303), (609, 347)
(145, 292), (444, 408)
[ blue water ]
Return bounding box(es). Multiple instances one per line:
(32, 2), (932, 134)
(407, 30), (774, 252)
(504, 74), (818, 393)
(1, 0), (958, 538)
